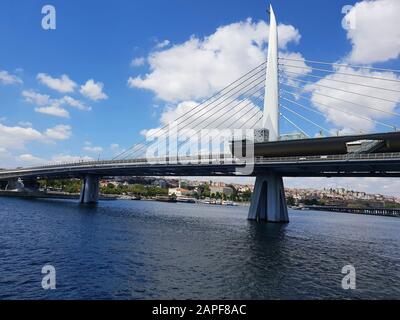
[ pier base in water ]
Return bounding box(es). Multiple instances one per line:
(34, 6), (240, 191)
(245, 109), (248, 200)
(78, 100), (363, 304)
(248, 173), (289, 223)
(79, 175), (100, 204)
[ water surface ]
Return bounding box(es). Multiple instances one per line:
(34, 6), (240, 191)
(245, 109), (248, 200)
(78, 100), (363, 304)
(0, 197), (399, 299)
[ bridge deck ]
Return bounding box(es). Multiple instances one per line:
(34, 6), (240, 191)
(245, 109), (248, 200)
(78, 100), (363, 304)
(1, 151), (400, 180)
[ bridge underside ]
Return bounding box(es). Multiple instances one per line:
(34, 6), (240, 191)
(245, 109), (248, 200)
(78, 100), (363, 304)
(1, 160), (400, 181)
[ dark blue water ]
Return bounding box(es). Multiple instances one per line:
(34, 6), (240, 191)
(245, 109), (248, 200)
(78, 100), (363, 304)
(0, 197), (399, 299)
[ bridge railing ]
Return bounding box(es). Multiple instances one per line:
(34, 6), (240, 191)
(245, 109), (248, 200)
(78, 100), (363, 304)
(254, 152), (400, 163)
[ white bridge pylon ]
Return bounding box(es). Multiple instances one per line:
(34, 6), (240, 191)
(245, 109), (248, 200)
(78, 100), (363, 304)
(263, 4), (280, 142)
(248, 5), (288, 223)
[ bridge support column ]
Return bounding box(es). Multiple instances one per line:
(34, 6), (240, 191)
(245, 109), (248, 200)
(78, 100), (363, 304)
(5, 178), (24, 191)
(248, 173), (289, 223)
(79, 175), (99, 204)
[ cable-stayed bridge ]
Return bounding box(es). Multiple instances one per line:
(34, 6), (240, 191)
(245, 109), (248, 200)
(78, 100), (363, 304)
(1, 5), (400, 223)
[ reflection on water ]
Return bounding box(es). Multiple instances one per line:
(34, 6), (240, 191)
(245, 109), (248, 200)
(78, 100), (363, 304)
(0, 197), (399, 299)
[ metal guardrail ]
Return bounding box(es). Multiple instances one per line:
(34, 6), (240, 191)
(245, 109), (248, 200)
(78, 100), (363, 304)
(255, 152), (400, 163)
(1, 152), (400, 177)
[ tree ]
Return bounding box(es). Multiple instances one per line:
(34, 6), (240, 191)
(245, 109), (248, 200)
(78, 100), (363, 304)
(286, 196), (295, 206)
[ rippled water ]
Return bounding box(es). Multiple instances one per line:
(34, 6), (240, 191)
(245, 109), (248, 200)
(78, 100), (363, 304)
(0, 197), (399, 299)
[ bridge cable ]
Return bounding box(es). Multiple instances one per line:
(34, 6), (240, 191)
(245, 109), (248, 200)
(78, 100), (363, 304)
(278, 57), (400, 74)
(119, 70), (267, 159)
(279, 81), (400, 118)
(113, 60), (267, 160)
(166, 87), (266, 157)
(280, 89), (397, 131)
(123, 78), (266, 160)
(280, 105), (332, 135)
(279, 112), (311, 138)
(278, 63), (400, 83)
(280, 94), (331, 118)
(117, 64), (267, 160)
(278, 69), (400, 93)
(280, 73), (400, 105)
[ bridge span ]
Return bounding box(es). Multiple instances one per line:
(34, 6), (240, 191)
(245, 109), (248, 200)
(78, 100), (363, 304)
(2, 6), (400, 224)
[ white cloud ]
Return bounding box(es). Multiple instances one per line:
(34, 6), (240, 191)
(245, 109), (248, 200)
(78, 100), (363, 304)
(17, 121), (33, 127)
(131, 57), (146, 67)
(50, 154), (93, 163)
(22, 90), (51, 106)
(278, 51), (311, 78)
(35, 104), (70, 118)
(0, 122), (72, 156)
(159, 99), (262, 130)
(62, 96), (91, 111)
(45, 124), (72, 140)
(304, 66), (400, 132)
(346, 0), (400, 64)
(128, 18), (300, 102)
(0, 123), (44, 150)
(1, 151), (94, 168)
(80, 79), (108, 101)
(155, 39), (170, 49)
(83, 146), (103, 153)
(22, 90), (91, 117)
(110, 143), (120, 151)
(0, 70), (23, 85)
(110, 143), (125, 155)
(37, 73), (77, 93)
(17, 154), (44, 166)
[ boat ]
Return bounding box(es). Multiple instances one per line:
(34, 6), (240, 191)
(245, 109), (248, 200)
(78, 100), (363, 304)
(222, 200), (238, 206)
(176, 197), (196, 203)
(155, 196), (177, 203)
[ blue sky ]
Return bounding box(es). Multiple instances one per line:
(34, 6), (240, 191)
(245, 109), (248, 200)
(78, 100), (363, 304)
(1, 0), (400, 194)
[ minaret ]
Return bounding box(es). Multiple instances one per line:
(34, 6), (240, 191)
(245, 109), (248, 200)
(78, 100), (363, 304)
(262, 4), (279, 141)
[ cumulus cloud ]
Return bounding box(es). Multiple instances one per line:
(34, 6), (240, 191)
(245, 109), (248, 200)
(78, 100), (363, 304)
(303, 66), (400, 133)
(0, 123), (73, 151)
(0, 70), (23, 85)
(130, 57), (146, 67)
(83, 141), (103, 153)
(80, 79), (108, 101)
(62, 96), (91, 111)
(155, 39), (170, 49)
(345, 0), (400, 64)
(17, 121), (33, 128)
(50, 154), (93, 163)
(22, 90), (90, 117)
(22, 90), (69, 118)
(128, 18), (300, 102)
(45, 124), (72, 140)
(278, 51), (312, 78)
(22, 90), (51, 106)
(35, 103), (70, 118)
(17, 154), (44, 166)
(37, 73), (77, 93)
(0, 123), (44, 150)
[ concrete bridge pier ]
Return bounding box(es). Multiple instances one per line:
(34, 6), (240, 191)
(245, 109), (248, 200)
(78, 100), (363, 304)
(79, 175), (100, 204)
(5, 178), (25, 191)
(248, 173), (289, 223)
(21, 178), (40, 192)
